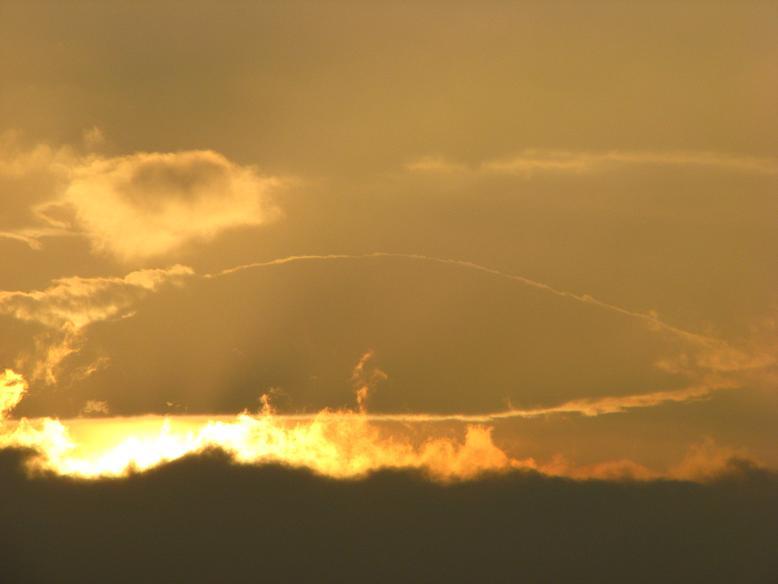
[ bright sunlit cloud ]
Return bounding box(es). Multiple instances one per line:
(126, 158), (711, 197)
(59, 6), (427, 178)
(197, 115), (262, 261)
(0, 139), (285, 261)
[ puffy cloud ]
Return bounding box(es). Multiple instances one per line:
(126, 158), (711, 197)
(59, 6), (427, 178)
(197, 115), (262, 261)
(0, 138), (285, 261)
(65, 150), (283, 261)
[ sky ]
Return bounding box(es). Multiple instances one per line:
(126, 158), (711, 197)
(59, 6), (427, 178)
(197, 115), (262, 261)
(0, 1), (776, 581)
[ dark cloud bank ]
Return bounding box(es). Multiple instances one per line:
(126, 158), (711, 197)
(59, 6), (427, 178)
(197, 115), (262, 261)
(1, 448), (776, 583)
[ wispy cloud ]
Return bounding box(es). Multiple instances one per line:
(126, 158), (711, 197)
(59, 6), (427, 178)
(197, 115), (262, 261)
(0, 265), (192, 382)
(0, 369), (26, 418)
(407, 149), (778, 177)
(224, 377), (736, 423)
(212, 252), (724, 347)
(210, 253), (776, 415)
(0, 265), (193, 330)
(80, 400), (110, 416)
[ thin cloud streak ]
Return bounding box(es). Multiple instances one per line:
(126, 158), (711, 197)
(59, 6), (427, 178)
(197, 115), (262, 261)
(408, 149), (778, 177)
(221, 378), (736, 422)
(211, 252), (724, 348)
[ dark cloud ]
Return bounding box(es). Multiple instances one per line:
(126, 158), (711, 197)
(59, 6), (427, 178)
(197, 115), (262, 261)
(0, 447), (776, 583)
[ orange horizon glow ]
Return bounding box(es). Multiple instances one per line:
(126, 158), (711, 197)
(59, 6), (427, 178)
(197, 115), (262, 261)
(0, 367), (752, 483)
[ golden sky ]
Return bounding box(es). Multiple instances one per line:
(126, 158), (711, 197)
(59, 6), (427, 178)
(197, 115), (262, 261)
(0, 0), (776, 482)
(1, 3), (778, 582)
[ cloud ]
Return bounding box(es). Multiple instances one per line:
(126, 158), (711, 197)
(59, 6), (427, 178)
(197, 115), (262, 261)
(211, 253), (773, 418)
(0, 226), (74, 250)
(293, 377), (735, 423)
(81, 126), (106, 150)
(0, 265), (193, 331)
(517, 439), (768, 483)
(0, 369), (26, 419)
(0, 385), (767, 482)
(6, 250), (770, 414)
(213, 252), (724, 347)
(1, 447), (775, 584)
(0, 265), (192, 382)
(0, 137), (285, 261)
(65, 150), (283, 261)
(0, 356), (766, 485)
(80, 400), (110, 416)
(351, 349), (388, 413)
(212, 252), (760, 371)
(654, 314), (778, 395)
(407, 149), (778, 178)
(0, 132), (76, 179)
(669, 438), (759, 482)
(405, 156), (469, 174)
(493, 379), (736, 419)
(0, 132), (76, 243)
